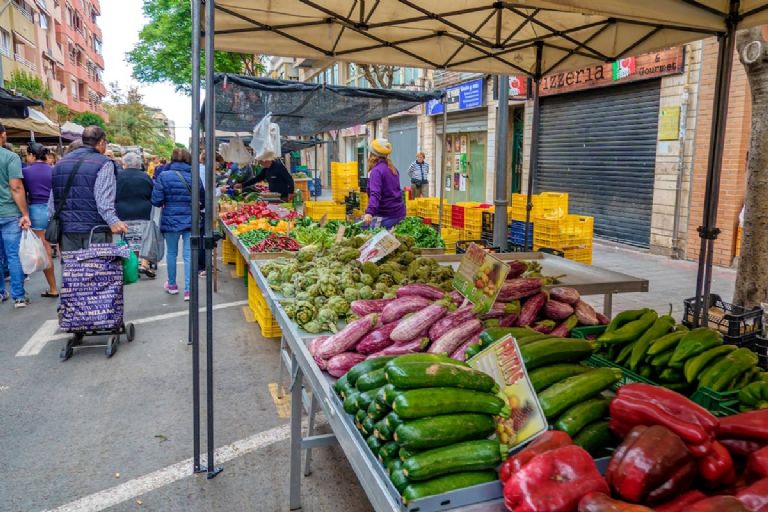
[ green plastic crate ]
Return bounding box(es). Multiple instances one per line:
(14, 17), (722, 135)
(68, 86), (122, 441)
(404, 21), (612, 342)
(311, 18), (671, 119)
(571, 325), (607, 340)
(583, 354), (658, 391)
(690, 387), (740, 417)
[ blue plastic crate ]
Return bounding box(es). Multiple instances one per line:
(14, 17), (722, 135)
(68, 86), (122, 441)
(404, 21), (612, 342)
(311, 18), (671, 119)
(509, 221), (534, 245)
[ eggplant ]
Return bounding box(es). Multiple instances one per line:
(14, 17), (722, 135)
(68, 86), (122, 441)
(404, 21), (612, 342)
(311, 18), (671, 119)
(395, 284), (445, 301)
(533, 320), (556, 334)
(350, 299), (393, 317)
(309, 336), (329, 370)
(381, 296), (431, 324)
(327, 352), (367, 377)
(574, 300), (599, 326)
(366, 337), (430, 358)
(448, 290), (464, 307)
(516, 292), (548, 327)
(429, 305), (476, 341)
(507, 260), (528, 279)
(390, 303), (448, 342)
(550, 287), (580, 305)
(544, 299), (575, 321)
(316, 314), (379, 359)
(596, 312), (610, 325)
(499, 313), (519, 327)
(356, 323), (398, 355)
(550, 315), (579, 337)
(450, 332), (482, 361)
(480, 301), (521, 320)
(428, 319), (483, 355)
(497, 278), (542, 302)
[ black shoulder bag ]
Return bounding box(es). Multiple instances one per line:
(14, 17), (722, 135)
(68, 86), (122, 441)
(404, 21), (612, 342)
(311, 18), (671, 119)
(46, 156), (88, 244)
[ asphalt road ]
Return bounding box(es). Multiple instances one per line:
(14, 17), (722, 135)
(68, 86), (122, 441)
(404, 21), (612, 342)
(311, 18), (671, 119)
(0, 256), (372, 512)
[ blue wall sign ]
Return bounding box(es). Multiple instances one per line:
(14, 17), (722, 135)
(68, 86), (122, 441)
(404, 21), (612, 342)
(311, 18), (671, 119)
(427, 78), (485, 116)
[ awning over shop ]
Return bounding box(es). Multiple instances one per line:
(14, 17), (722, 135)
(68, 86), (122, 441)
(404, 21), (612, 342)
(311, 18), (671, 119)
(209, 74), (442, 135)
(0, 87), (43, 119)
(60, 121), (84, 141)
(0, 108), (60, 139)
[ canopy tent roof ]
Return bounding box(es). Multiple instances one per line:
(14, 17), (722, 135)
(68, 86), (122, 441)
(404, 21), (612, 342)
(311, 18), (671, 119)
(210, 74), (442, 135)
(212, 1), (768, 77)
(0, 109), (60, 139)
(0, 87), (42, 119)
(280, 137), (327, 155)
(60, 121), (84, 141)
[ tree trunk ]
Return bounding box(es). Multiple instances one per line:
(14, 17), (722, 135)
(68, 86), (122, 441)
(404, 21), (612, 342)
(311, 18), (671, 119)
(734, 27), (768, 308)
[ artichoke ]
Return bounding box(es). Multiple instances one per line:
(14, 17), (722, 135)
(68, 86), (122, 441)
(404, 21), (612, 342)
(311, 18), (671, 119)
(360, 274), (374, 286)
(362, 262), (379, 279)
(267, 271), (281, 287)
(283, 302), (298, 320)
(280, 283), (296, 298)
(328, 296), (350, 316)
(313, 296), (325, 309)
(294, 301), (317, 328)
(343, 287), (359, 302)
(377, 274), (395, 287)
(302, 320), (324, 334)
(295, 291), (310, 302)
(359, 285), (373, 300)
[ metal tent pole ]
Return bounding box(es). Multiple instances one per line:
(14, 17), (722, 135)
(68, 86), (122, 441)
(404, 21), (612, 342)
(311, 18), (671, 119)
(204, 0), (222, 479)
(524, 43), (543, 252)
(693, 3), (738, 326)
(437, 98), (447, 236)
(493, 76), (510, 251)
(189, 0), (203, 474)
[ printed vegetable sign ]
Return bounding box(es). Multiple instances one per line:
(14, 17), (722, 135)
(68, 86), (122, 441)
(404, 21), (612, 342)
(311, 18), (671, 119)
(453, 243), (510, 314)
(469, 335), (547, 450)
(358, 230), (401, 264)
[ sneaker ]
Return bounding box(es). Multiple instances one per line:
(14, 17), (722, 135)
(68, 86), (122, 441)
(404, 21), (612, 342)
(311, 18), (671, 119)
(198, 271), (206, 278)
(14, 297), (30, 309)
(184, 291), (190, 302)
(164, 282), (179, 295)
(0, 290), (9, 303)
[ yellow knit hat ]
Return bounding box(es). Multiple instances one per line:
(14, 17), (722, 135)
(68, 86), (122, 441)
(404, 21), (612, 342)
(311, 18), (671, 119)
(370, 138), (392, 157)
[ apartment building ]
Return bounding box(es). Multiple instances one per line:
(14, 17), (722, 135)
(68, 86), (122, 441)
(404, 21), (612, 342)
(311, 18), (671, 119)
(0, 0), (107, 119)
(147, 106), (176, 141)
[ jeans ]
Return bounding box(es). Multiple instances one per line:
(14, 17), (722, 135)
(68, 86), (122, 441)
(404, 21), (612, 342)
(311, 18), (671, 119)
(165, 231), (191, 291)
(28, 203), (49, 231)
(0, 217), (25, 299)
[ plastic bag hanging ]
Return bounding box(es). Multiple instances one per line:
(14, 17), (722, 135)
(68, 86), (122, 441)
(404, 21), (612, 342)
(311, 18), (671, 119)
(250, 112), (281, 161)
(19, 229), (49, 274)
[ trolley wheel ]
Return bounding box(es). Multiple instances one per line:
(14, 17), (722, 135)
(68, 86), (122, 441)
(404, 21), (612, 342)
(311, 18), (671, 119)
(105, 336), (119, 358)
(126, 323), (136, 342)
(60, 345), (73, 361)
(72, 332), (85, 346)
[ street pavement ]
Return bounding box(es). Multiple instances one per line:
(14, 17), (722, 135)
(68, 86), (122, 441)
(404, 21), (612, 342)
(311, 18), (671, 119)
(0, 242), (737, 512)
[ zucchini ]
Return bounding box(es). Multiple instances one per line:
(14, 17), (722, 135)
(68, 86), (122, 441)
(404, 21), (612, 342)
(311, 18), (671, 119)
(659, 368), (683, 383)
(374, 418), (392, 441)
(357, 387), (383, 411)
(333, 374), (349, 395)
(390, 466), (410, 493)
(361, 416), (375, 437)
(355, 409), (367, 427)
(357, 368), (387, 391)
(383, 385), (403, 405)
(385, 361), (498, 392)
(386, 458), (402, 473)
(385, 353), (469, 368)
(366, 435), (382, 456)
(343, 392), (361, 415)
(384, 411), (403, 430)
(378, 441), (400, 461)
(394, 414), (496, 450)
(573, 420), (613, 456)
(528, 364), (590, 393)
(553, 398), (610, 437)
(399, 447), (419, 461)
(538, 368), (621, 419)
(380, 454), (396, 470)
(367, 400), (388, 421)
(393, 388), (507, 419)
(480, 327), (535, 346)
(516, 332), (554, 347)
(346, 356), (397, 386)
(375, 384), (394, 409)
(402, 440), (504, 481)
(520, 338), (593, 370)
(402, 471), (497, 503)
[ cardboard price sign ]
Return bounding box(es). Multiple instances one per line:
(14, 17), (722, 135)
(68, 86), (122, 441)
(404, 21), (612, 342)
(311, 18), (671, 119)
(453, 243), (510, 314)
(358, 231), (400, 263)
(468, 335), (548, 450)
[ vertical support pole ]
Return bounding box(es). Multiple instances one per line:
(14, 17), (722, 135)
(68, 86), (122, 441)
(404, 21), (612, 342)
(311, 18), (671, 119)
(493, 76), (510, 251)
(189, 0), (202, 474)
(693, 3), (738, 326)
(524, 43), (543, 252)
(289, 354), (303, 510)
(437, 98), (447, 235)
(204, 0), (221, 479)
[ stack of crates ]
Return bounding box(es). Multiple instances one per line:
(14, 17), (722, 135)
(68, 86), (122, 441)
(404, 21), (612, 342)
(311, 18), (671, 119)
(221, 237), (237, 264)
(510, 193), (539, 221)
(419, 198), (445, 223)
(248, 272), (282, 338)
(509, 192), (569, 221)
(463, 204), (493, 239)
(331, 162), (359, 203)
(305, 201), (347, 221)
(405, 195), (418, 217)
(534, 214), (594, 264)
(441, 227), (463, 254)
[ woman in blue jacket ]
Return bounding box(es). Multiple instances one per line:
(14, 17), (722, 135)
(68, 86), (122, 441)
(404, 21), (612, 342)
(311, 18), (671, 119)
(152, 148), (202, 301)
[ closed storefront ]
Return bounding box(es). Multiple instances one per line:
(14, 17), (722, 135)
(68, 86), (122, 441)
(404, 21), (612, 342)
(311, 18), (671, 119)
(388, 115), (418, 189)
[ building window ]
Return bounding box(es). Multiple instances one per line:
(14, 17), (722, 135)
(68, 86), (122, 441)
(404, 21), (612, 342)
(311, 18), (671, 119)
(70, 78), (78, 99)
(0, 29), (11, 58)
(404, 68), (420, 85)
(93, 37), (102, 55)
(39, 13), (49, 30)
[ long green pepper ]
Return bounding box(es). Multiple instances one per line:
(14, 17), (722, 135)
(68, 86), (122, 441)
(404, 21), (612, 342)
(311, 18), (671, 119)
(598, 310), (658, 344)
(629, 315), (675, 370)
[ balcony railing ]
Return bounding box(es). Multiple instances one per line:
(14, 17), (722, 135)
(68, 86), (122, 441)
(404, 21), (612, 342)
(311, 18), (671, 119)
(0, 46), (11, 59)
(12, 2), (33, 22)
(15, 53), (37, 72)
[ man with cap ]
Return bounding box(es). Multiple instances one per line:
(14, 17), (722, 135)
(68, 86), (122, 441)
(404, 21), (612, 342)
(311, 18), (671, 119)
(363, 138), (406, 229)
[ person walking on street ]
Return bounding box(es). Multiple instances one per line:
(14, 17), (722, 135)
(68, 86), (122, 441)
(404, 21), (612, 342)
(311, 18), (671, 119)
(0, 123), (31, 307)
(22, 142), (58, 298)
(152, 148), (201, 301)
(407, 152), (430, 198)
(116, 152), (156, 278)
(49, 126), (128, 252)
(363, 139), (406, 229)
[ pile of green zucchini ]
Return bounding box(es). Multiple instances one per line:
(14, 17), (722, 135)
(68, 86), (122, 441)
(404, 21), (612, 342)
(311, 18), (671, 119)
(334, 353), (506, 504)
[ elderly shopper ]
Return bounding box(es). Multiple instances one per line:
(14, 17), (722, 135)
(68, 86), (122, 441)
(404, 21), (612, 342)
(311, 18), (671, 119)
(407, 152), (430, 198)
(117, 152), (156, 278)
(363, 138), (406, 229)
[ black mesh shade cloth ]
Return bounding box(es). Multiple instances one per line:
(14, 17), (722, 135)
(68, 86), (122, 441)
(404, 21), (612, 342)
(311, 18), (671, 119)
(0, 87), (43, 119)
(210, 74), (443, 136)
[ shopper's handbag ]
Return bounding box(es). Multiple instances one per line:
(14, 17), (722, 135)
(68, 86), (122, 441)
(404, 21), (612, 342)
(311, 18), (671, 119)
(46, 156), (88, 245)
(139, 220), (164, 263)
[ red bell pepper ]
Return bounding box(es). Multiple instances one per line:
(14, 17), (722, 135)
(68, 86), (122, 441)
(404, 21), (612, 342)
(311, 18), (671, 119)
(718, 410), (768, 443)
(609, 417), (634, 439)
(610, 396), (710, 445)
(607, 425), (694, 505)
(654, 490), (707, 512)
(688, 496), (752, 512)
(618, 384), (719, 431)
(721, 438), (765, 459)
(688, 439), (715, 458)
(748, 446), (768, 480)
(503, 445), (608, 512)
(498, 430), (573, 482)
(699, 440), (737, 486)
(577, 492), (653, 512)
(737, 477), (768, 512)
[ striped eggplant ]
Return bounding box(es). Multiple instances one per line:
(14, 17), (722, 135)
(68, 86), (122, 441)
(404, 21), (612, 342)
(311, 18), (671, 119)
(549, 287), (580, 305)
(507, 260), (528, 279)
(429, 305), (476, 341)
(317, 314), (379, 359)
(596, 312), (610, 325)
(350, 299), (393, 317)
(309, 336), (329, 370)
(367, 337), (430, 358)
(516, 292), (548, 327)
(356, 323), (399, 355)
(499, 312), (519, 327)
(533, 320), (556, 334)
(390, 303), (448, 342)
(381, 296), (431, 324)
(450, 332), (482, 361)
(574, 300), (599, 326)
(497, 278), (542, 302)
(544, 299), (575, 321)
(327, 352), (367, 377)
(550, 315), (579, 337)
(480, 301), (521, 319)
(428, 319), (483, 355)
(448, 290), (464, 307)
(396, 284), (445, 301)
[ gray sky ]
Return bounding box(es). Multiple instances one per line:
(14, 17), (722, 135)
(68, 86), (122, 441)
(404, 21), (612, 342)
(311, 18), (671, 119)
(100, 1), (191, 146)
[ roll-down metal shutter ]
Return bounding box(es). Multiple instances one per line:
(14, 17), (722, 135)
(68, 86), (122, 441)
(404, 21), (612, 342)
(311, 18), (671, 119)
(388, 115), (418, 188)
(535, 80), (661, 247)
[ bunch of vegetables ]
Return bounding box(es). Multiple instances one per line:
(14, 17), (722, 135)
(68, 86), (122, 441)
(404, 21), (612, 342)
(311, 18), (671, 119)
(249, 233), (300, 253)
(290, 220), (373, 249)
(334, 354), (507, 504)
(220, 202), (281, 225)
(592, 309), (767, 399)
(237, 229), (273, 249)
(392, 217), (444, 249)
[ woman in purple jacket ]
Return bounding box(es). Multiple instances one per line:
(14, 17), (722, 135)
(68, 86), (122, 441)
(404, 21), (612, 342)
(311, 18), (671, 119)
(22, 142), (58, 297)
(363, 138), (406, 229)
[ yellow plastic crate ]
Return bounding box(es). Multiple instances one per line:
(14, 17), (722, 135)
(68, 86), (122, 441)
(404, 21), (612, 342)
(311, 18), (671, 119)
(248, 273), (282, 337)
(538, 192), (569, 219)
(534, 215), (594, 249)
(234, 251), (247, 277)
(221, 237), (237, 264)
(441, 227), (463, 254)
(360, 192), (368, 212)
(510, 193), (540, 221)
(535, 243), (593, 265)
(305, 201), (347, 221)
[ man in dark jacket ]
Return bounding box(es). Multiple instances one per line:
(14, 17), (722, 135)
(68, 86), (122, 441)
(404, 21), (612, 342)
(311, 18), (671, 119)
(238, 158), (294, 200)
(49, 126), (128, 251)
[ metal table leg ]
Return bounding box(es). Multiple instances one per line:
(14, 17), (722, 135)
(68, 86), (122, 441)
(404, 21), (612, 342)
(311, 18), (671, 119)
(277, 335), (287, 397)
(603, 293), (613, 317)
(304, 394), (318, 477)
(289, 354), (303, 511)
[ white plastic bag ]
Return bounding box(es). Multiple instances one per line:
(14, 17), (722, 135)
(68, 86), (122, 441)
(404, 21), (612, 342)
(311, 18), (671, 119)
(228, 136), (253, 166)
(250, 112), (281, 161)
(19, 229), (49, 274)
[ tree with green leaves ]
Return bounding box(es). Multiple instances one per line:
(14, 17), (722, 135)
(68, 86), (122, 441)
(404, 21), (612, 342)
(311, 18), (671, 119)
(72, 112), (106, 130)
(128, 0), (264, 94)
(104, 83), (177, 157)
(6, 70), (52, 102)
